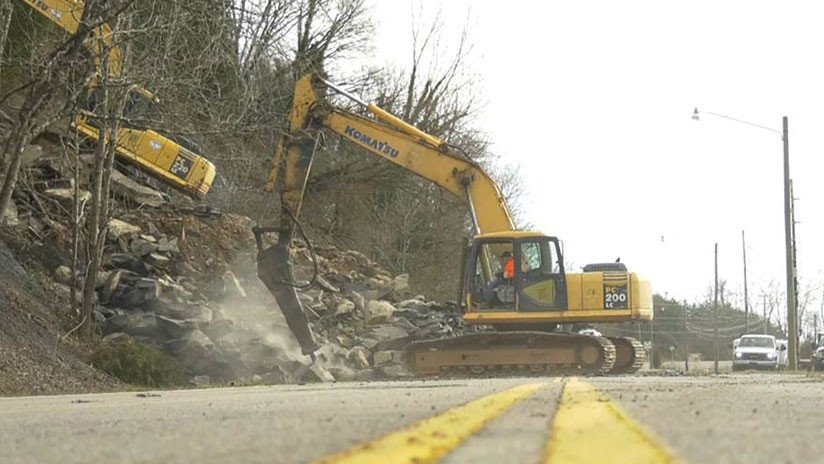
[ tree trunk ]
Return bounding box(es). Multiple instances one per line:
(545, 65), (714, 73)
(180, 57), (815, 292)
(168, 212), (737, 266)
(81, 106), (108, 335)
(80, 53), (113, 336)
(80, 9), (128, 336)
(0, 85), (52, 223)
(0, 0), (14, 95)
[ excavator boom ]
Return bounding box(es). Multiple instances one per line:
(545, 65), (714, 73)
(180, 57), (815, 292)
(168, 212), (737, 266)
(265, 75), (515, 234)
(21, 0), (123, 77)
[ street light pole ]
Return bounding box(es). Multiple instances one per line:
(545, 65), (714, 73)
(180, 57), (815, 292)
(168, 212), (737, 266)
(714, 242), (719, 375)
(692, 108), (798, 370)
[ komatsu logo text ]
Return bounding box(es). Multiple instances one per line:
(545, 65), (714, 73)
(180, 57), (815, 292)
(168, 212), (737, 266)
(344, 126), (399, 158)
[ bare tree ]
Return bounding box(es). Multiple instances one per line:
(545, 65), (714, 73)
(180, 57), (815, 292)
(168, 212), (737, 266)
(0, 0), (134, 224)
(79, 12), (131, 334)
(292, 0), (371, 77)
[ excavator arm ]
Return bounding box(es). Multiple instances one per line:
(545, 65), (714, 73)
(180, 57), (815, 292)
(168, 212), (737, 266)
(266, 74), (516, 234)
(258, 74), (516, 356)
(20, 0), (123, 77)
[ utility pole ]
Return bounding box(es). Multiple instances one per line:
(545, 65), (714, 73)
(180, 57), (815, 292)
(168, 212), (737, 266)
(762, 294), (768, 334)
(791, 180), (800, 356)
(783, 116), (799, 370)
(714, 243), (719, 375)
(649, 317), (654, 368)
(742, 230), (750, 333)
(684, 304), (689, 372)
(692, 110), (797, 366)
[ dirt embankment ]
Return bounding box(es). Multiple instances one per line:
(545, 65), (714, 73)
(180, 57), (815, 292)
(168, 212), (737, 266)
(0, 234), (119, 395)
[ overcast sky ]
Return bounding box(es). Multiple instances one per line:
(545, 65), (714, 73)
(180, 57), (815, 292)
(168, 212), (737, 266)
(363, 0), (824, 315)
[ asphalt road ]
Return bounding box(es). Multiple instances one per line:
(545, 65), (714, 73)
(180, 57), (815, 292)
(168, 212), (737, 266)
(1, 372), (822, 464)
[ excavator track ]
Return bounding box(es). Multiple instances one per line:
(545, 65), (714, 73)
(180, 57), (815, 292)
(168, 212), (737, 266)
(607, 336), (646, 374)
(405, 332), (616, 376)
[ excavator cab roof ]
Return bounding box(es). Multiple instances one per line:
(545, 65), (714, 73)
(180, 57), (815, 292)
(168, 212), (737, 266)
(474, 231), (553, 240)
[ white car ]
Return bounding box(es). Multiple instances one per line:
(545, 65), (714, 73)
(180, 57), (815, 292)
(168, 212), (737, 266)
(577, 328), (603, 337)
(732, 334), (785, 371)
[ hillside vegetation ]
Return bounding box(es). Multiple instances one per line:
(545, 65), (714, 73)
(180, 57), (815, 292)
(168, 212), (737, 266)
(0, 0), (520, 392)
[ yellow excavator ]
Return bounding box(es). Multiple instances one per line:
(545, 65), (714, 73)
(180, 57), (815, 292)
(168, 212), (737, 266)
(18, 0), (216, 198)
(256, 73), (653, 375)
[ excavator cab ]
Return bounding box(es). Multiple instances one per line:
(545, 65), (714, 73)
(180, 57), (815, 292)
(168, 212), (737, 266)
(464, 233), (568, 312)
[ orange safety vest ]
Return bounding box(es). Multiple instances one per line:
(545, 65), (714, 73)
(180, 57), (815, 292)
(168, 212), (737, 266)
(504, 257), (515, 279)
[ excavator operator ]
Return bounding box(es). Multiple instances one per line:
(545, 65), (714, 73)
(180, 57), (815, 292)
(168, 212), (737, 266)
(483, 251), (515, 307)
(502, 251), (515, 279)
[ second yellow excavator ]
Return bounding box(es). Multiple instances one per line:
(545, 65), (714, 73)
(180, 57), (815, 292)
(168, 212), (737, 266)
(19, 0), (216, 198)
(256, 74), (653, 375)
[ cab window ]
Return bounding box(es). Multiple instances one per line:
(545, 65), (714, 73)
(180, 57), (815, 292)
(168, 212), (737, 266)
(520, 240), (558, 274)
(469, 242), (515, 309)
(122, 91), (159, 129)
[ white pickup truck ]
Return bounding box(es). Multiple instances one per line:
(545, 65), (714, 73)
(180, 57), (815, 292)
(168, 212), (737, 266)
(732, 334), (785, 371)
(812, 333), (824, 371)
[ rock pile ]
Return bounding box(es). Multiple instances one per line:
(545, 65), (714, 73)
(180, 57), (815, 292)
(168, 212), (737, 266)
(87, 215), (468, 384)
(9, 152), (469, 384)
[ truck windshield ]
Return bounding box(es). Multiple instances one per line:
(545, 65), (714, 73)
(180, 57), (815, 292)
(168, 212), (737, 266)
(739, 337), (775, 348)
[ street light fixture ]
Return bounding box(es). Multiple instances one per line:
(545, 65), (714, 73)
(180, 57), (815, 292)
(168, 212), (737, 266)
(692, 108), (781, 134)
(692, 107), (799, 370)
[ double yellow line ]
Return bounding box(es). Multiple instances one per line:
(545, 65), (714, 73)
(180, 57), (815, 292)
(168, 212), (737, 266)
(315, 379), (676, 464)
(314, 383), (544, 464)
(546, 378), (676, 464)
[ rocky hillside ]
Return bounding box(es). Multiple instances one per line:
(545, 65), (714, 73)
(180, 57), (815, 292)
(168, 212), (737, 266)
(0, 236), (119, 395)
(1, 142), (472, 391)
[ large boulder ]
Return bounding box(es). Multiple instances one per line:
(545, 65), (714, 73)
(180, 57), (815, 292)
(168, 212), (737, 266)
(350, 291), (366, 314)
(390, 274), (411, 297)
(145, 253), (171, 269)
(44, 188), (90, 205)
(156, 236), (180, 254)
(53, 265), (73, 286)
(168, 330), (237, 381)
(239, 338), (291, 374)
(156, 315), (198, 339)
(373, 350), (404, 366)
(107, 219), (141, 241)
(347, 346), (371, 369)
(151, 298), (211, 322)
(108, 255), (149, 276)
(109, 170), (167, 207)
(334, 298), (355, 315)
(365, 300), (395, 324)
(129, 238), (158, 257)
(111, 276), (159, 307)
(100, 308), (129, 334)
(121, 312), (159, 338)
